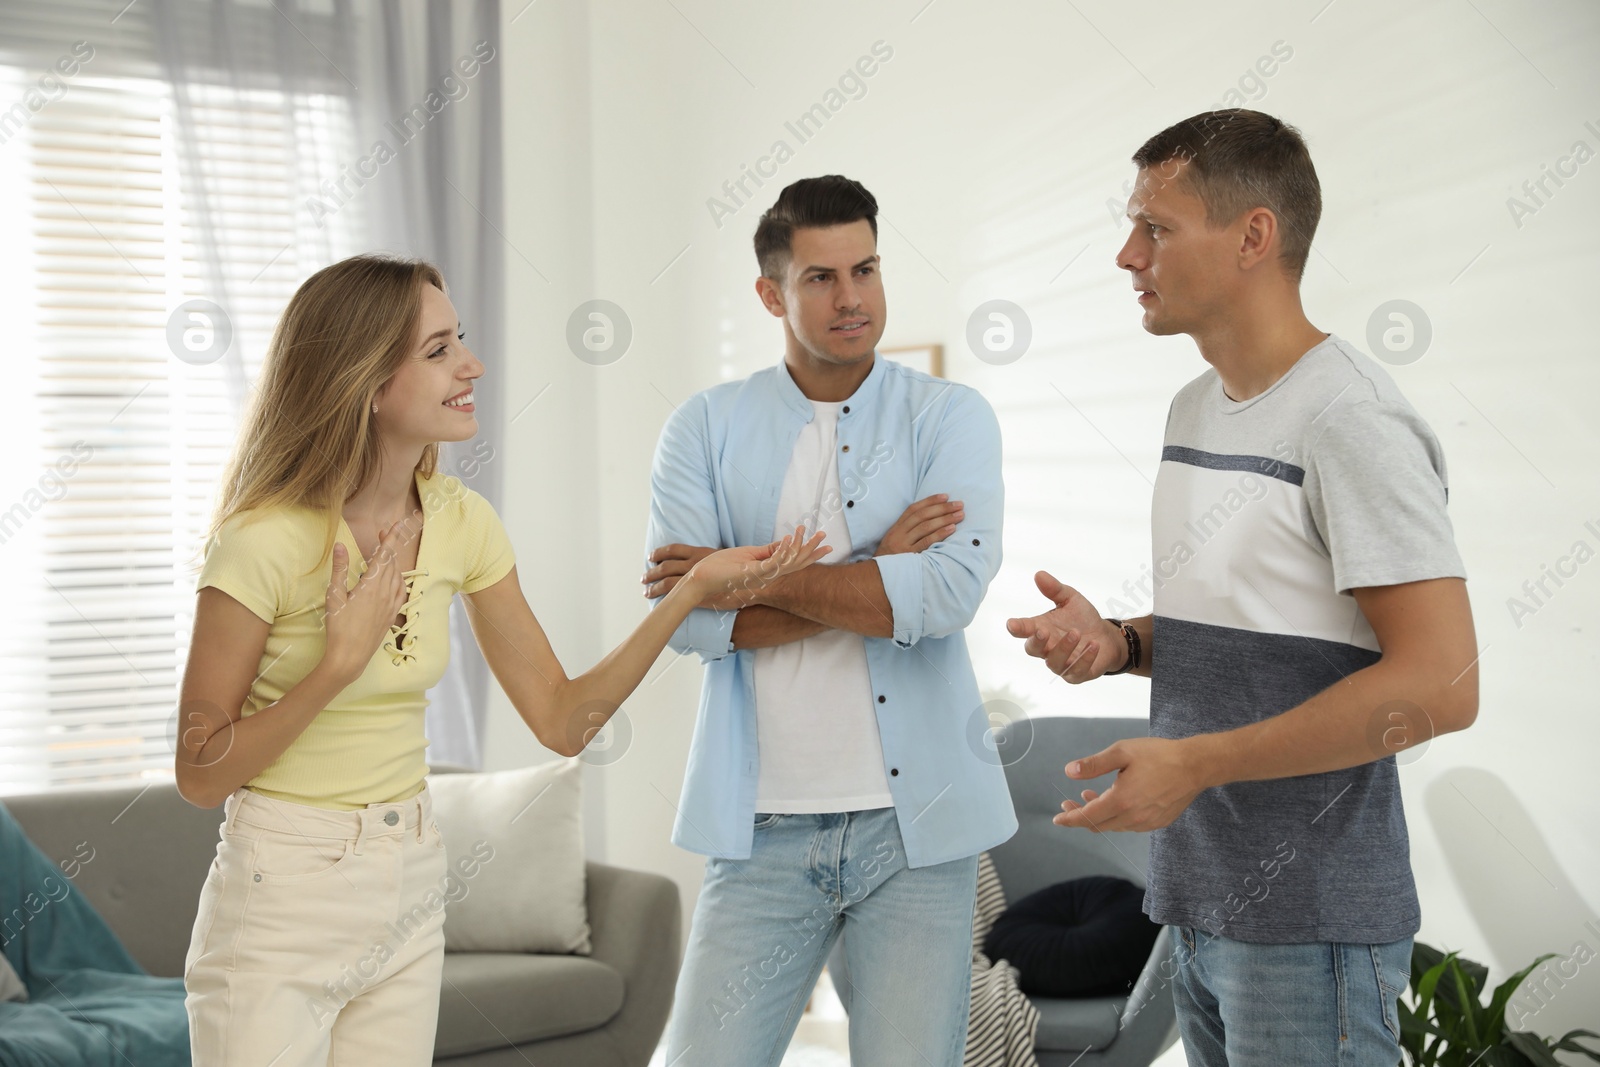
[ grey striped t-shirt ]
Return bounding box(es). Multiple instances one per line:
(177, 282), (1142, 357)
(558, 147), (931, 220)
(1145, 333), (1467, 945)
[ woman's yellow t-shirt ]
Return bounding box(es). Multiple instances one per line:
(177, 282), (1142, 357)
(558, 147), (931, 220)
(194, 468), (515, 810)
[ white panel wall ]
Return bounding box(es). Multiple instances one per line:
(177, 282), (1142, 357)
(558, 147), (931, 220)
(486, 0), (605, 835)
(501, 0), (1600, 1041)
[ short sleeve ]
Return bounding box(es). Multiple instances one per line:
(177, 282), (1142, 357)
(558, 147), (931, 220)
(1303, 400), (1467, 595)
(461, 491), (516, 594)
(196, 511), (294, 623)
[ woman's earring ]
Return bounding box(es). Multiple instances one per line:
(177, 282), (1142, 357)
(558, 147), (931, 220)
(371, 403), (377, 414)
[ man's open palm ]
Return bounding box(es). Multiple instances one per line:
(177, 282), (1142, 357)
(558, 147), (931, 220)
(1005, 570), (1124, 683)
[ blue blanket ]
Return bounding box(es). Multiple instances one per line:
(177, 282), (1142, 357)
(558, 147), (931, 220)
(0, 801), (189, 1066)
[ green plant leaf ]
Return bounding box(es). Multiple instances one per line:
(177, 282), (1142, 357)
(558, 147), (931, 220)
(1478, 1047), (1537, 1067)
(1549, 1028), (1600, 1063)
(1459, 953), (1490, 1001)
(1401, 1010), (1448, 1054)
(1413, 956), (1452, 1029)
(1400, 943), (1598, 1067)
(1414, 941), (1447, 982)
(1448, 957), (1484, 1047)
(1401, 1002), (1447, 1040)
(1485, 954), (1561, 1043)
(1430, 951), (1473, 1019)
(1505, 1030), (1566, 1066)
(1404, 952), (1459, 1065)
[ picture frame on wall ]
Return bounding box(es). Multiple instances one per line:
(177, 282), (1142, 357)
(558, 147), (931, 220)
(881, 343), (944, 378)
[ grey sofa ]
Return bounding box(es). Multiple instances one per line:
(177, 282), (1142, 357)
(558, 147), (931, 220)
(3, 778), (679, 1066)
(830, 715), (1180, 1066)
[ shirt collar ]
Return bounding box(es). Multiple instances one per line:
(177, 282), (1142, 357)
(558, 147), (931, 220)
(774, 351), (885, 419)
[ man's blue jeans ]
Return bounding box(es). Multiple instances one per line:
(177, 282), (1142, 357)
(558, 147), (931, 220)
(662, 807), (978, 1066)
(1168, 925), (1412, 1066)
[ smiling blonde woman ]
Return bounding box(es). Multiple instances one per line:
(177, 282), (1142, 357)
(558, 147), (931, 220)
(174, 253), (827, 1067)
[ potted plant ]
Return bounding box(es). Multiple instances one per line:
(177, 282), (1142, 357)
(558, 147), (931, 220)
(1400, 941), (1599, 1065)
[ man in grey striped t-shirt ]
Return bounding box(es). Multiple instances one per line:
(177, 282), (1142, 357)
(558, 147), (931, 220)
(1007, 110), (1479, 1067)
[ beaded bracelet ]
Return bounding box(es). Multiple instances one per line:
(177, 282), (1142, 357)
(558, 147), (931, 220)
(1102, 617), (1142, 675)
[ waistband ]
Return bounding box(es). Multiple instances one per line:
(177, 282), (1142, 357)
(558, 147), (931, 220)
(223, 782), (433, 851)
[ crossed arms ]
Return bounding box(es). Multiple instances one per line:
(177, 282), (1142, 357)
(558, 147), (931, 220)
(642, 386), (1003, 654)
(644, 492), (963, 648)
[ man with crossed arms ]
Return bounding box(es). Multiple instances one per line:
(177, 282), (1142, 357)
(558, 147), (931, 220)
(642, 174), (1015, 1065)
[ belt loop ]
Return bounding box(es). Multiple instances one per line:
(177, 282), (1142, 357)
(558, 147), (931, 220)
(351, 809), (371, 856)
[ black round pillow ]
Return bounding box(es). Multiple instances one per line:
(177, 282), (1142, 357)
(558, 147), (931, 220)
(982, 874), (1161, 998)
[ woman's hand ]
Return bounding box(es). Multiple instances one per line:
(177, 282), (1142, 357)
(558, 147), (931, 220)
(321, 515), (414, 681)
(684, 525), (829, 609)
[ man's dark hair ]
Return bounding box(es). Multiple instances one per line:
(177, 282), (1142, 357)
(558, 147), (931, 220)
(753, 175), (878, 280)
(1132, 109), (1321, 281)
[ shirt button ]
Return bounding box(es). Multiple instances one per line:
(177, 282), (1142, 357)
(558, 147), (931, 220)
(877, 695), (886, 703)
(890, 768), (899, 776)
(842, 445), (850, 452)
(384, 811), (399, 826)
(846, 500), (854, 508)
(842, 405), (850, 413)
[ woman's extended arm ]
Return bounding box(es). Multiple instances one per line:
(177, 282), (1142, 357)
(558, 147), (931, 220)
(464, 529), (826, 757)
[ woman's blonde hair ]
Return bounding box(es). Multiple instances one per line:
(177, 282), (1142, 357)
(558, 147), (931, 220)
(197, 253), (447, 579)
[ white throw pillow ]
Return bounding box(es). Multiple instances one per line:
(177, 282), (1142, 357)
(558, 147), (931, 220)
(426, 758), (591, 955)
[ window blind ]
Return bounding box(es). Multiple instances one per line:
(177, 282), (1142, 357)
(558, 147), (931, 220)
(0, 5), (365, 794)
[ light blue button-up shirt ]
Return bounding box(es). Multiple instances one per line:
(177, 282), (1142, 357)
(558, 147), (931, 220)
(644, 353), (1017, 868)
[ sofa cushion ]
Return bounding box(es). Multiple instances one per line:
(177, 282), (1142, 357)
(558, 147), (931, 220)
(433, 951), (624, 1058)
(428, 760), (592, 954)
(983, 875), (1160, 997)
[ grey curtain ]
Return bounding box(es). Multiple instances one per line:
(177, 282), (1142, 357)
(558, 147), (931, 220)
(346, 1), (506, 770)
(149, 0), (507, 768)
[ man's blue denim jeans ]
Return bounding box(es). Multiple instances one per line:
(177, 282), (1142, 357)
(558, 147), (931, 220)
(1169, 925), (1412, 1066)
(662, 807), (978, 1066)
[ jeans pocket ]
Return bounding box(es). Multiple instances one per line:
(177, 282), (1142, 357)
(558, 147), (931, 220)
(249, 828), (358, 884)
(184, 860), (225, 983)
(753, 812), (784, 830)
(1371, 939), (1412, 1044)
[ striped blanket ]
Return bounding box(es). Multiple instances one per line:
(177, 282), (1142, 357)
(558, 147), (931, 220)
(966, 851), (1040, 1067)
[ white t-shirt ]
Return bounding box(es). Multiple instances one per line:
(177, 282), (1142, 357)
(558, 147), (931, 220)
(752, 399), (894, 813)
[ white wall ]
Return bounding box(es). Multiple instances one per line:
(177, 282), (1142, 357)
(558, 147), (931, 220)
(500, 0), (1600, 1041)
(487, 0), (606, 835)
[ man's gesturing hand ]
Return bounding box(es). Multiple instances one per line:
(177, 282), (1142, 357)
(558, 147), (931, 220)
(1005, 570), (1127, 683)
(1054, 737), (1208, 833)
